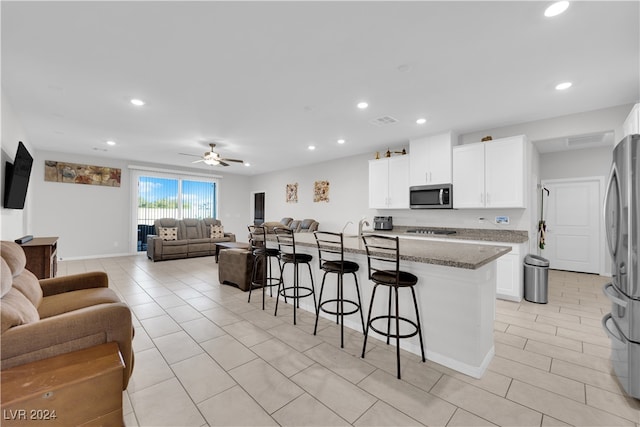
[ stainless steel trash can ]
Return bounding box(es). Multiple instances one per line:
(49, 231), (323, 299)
(524, 254), (550, 303)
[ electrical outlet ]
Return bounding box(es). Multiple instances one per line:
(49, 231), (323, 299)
(495, 216), (510, 225)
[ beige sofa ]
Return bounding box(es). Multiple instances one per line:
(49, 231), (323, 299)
(0, 241), (134, 389)
(262, 217), (319, 233)
(147, 218), (236, 261)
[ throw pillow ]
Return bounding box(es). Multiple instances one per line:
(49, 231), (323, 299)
(210, 225), (224, 239)
(158, 227), (178, 241)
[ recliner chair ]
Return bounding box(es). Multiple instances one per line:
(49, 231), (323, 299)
(0, 241), (134, 389)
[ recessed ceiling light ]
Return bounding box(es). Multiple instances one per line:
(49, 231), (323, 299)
(545, 1), (569, 17)
(308, 145), (316, 150)
(106, 140), (116, 146)
(555, 81), (573, 90)
(244, 162), (251, 167)
(357, 102), (368, 109)
(130, 98), (145, 106)
(337, 139), (345, 144)
(416, 118), (427, 125)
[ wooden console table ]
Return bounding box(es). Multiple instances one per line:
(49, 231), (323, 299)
(20, 237), (58, 279)
(1, 342), (124, 426)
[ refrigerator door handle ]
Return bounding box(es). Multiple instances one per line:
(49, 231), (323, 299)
(603, 164), (620, 258)
(603, 283), (628, 308)
(602, 313), (626, 343)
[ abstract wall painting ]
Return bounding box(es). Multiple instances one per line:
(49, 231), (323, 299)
(314, 180), (329, 202)
(286, 183), (298, 203)
(45, 160), (121, 187)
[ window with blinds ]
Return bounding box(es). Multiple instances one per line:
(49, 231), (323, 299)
(136, 175), (217, 251)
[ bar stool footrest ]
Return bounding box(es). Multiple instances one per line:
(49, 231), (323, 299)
(368, 315), (421, 340)
(318, 298), (361, 316)
(279, 286), (315, 300)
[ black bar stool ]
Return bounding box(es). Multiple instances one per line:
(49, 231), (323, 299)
(313, 231), (365, 348)
(247, 225), (281, 310)
(274, 227), (317, 325)
(361, 234), (425, 379)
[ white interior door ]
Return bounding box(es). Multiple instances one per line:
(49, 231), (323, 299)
(541, 178), (604, 274)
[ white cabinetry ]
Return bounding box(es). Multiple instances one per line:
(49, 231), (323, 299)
(369, 156), (409, 209)
(453, 135), (526, 208)
(623, 103), (639, 138)
(410, 131), (454, 186)
(495, 242), (526, 301)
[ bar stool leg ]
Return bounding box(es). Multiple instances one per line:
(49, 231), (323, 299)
(293, 263), (298, 325)
(352, 273), (365, 334)
(261, 254), (267, 310)
(410, 286), (426, 362)
(394, 286), (401, 379)
(339, 273), (344, 348)
(387, 287), (393, 346)
(274, 262), (285, 317)
(313, 272), (329, 335)
(361, 283), (380, 358)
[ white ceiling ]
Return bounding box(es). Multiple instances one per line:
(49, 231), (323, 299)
(2, 1), (639, 175)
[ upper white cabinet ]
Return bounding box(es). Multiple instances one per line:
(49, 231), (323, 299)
(369, 155), (410, 209)
(623, 103), (639, 138)
(409, 131), (455, 186)
(453, 135), (527, 208)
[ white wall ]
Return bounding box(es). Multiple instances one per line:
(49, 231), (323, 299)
(461, 104), (631, 146)
(249, 150), (535, 236)
(1, 92), (32, 240)
(28, 151), (250, 260)
(539, 146), (612, 181)
(248, 152), (372, 236)
(248, 105), (630, 250)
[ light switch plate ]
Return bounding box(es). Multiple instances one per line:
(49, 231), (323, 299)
(495, 216), (510, 225)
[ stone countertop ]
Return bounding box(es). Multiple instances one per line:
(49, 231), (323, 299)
(370, 226), (529, 244)
(283, 232), (512, 270)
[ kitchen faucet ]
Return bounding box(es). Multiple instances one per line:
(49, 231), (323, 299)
(341, 221), (353, 234)
(358, 218), (370, 237)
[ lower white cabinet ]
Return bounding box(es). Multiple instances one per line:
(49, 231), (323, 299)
(495, 243), (525, 301)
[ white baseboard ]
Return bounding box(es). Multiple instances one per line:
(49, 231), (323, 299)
(59, 252), (142, 261)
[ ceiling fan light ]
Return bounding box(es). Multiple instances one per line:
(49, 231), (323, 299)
(204, 158), (220, 165)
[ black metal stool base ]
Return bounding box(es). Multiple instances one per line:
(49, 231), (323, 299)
(367, 315), (421, 340)
(318, 298), (362, 318)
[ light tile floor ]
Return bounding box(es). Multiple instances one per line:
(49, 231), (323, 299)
(57, 255), (640, 426)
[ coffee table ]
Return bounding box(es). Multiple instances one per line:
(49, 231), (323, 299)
(215, 242), (250, 263)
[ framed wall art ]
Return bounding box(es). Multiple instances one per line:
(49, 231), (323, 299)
(314, 180), (329, 202)
(286, 183), (298, 203)
(45, 160), (121, 187)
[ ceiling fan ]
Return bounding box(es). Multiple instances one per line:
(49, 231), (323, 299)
(179, 143), (244, 167)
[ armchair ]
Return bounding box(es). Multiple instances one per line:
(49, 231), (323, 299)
(0, 241), (134, 389)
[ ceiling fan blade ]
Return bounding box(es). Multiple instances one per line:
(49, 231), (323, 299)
(192, 159), (205, 163)
(179, 152), (201, 158)
(222, 158), (244, 163)
(218, 160), (230, 167)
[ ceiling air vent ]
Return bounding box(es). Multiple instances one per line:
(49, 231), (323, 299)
(370, 116), (399, 126)
(565, 133), (605, 147)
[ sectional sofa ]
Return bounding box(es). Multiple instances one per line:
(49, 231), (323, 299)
(146, 218), (236, 261)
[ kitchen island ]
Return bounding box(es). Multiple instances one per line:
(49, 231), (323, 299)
(275, 232), (511, 378)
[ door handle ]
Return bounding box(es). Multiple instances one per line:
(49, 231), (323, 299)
(601, 314), (625, 342)
(602, 283), (628, 308)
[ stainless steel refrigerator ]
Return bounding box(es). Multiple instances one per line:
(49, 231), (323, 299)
(603, 133), (640, 399)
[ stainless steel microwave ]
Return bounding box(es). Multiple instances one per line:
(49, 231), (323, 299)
(409, 184), (453, 209)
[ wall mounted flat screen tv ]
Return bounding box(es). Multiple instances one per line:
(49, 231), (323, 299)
(4, 141), (34, 209)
